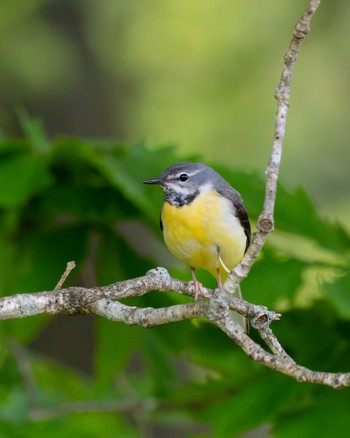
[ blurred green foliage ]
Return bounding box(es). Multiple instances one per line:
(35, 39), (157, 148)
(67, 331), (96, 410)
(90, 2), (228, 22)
(0, 117), (349, 437)
(1, 1), (350, 436)
(1, 0), (350, 218)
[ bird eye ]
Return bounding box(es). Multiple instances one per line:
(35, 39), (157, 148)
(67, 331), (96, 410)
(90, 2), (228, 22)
(179, 173), (188, 182)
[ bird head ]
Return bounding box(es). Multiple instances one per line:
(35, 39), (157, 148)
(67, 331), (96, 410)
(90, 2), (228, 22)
(143, 162), (218, 206)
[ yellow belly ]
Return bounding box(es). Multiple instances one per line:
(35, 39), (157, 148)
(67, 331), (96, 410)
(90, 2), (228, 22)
(161, 190), (247, 281)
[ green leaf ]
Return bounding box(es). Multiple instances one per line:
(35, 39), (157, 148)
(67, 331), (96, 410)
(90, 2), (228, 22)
(272, 303), (347, 371)
(13, 225), (89, 293)
(0, 153), (51, 207)
(0, 138), (30, 154)
(4, 225), (89, 342)
(324, 271), (350, 319)
(95, 227), (152, 284)
(215, 166), (350, 255)
(275, 186), (350, 254)
(17, 108), (50, 153)
(39, 184), (136, 225)
(0, 213), (18, 292)
(0, 414), (137, 437)
(33, 357), (94, 401)
(200, 375), (304, 438)
(244, 249), (306, 308)
(94, 142), (197, 222)
(273, 389), (350, 438)
(213, 166), (265, 221)
(0, 386), (28, 424)
(141, 330), (177, 396)
(189, 323), (258, 378)
(51, 137), (103, 166)
(95, 319), (142, 385)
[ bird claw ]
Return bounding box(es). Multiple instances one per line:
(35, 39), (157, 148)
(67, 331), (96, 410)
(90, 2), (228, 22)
(190, 279), (206, 300)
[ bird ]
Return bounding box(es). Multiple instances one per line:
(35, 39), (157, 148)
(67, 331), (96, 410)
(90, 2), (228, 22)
(143, 162), (251, 331)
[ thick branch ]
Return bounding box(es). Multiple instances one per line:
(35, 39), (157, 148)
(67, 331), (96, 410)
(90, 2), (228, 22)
(89, 298), (207, 327)
(2, 265), (350, 389)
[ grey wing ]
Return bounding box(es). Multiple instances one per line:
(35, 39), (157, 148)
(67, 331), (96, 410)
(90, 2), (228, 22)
(217, 186), (251, 252)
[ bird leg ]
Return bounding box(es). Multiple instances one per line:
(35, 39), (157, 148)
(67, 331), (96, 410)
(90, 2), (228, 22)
(190, 267), (205, 300)
(216, 268), (223, 290)
(215, 252), (231, 291)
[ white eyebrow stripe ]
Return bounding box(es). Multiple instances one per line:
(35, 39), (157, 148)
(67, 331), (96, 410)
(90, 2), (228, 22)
(174, 168), (202, 178)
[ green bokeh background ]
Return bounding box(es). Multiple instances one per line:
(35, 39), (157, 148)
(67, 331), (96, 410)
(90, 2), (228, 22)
(1, 1), (350, 437)
(1, 0), (349, 216)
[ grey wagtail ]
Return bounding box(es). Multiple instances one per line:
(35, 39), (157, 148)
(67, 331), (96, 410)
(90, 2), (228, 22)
(143, 162), (251, 331)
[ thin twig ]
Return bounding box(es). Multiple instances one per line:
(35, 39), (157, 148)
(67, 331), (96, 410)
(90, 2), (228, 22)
(215, 314), (350, 389)
(258, 326), (295, 362)
(224, 0), (321, 293)
(54, 261), (76, 290)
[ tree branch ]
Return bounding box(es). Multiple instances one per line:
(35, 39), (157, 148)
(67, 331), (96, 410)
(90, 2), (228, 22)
(54, 261), (76, 290)
(4, 0), (345, 393)
(215, 314), (350, 389)
(2, 267), (350, 389)
(89, 298), (207, 327)
(224, 0), (321, 293)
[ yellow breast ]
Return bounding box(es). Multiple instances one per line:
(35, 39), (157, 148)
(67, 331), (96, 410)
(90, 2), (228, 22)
(161, 190), (247, 280)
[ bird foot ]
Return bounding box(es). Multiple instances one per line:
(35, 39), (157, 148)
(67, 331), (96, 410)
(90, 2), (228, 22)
(190, 279), (206, 301)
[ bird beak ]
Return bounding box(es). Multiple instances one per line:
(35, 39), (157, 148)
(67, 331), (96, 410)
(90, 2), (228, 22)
(143, 177), (162, 185)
